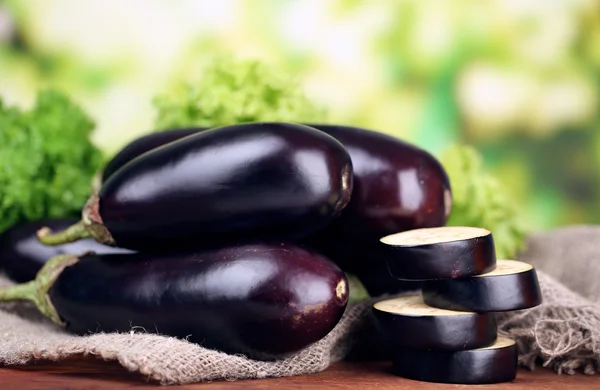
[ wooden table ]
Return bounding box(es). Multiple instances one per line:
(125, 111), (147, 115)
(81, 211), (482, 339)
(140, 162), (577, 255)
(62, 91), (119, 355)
(0, 359), (598, 389)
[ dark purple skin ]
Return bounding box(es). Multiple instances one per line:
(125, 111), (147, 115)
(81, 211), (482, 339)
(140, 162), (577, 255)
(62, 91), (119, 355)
(49, 243), (349, 360)
(392, 340), (517, 384)
(101, 127), (207, 182)
(306, 125), (451, 242)
(372, 304), (497, 351)
(96, 122), (353, 250)
(0, 219), (133, 283)
(97, 123), (451, 294)
(101, 126), (451, 239)
(422, 264), (542, 312)
(382, 233), (497, 281)
(303, 124), (452, 295)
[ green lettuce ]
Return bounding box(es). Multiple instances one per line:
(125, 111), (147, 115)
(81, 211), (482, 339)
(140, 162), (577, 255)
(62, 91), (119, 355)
(0, 90), (103, 234)
(153, 56), (327, 129)
(151, 55), (525, 260)
(440, 144), (529, 259)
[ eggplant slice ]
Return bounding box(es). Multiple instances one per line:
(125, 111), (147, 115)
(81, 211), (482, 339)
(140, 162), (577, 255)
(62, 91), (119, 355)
(423, 259), (542, 312)
(380, 226), (497, 280)
(372, 295), (497, 351)
(392, 337), (518, 384)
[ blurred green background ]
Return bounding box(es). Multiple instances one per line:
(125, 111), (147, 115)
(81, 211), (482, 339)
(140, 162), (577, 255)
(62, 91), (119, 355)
(1, 0), (599, 232)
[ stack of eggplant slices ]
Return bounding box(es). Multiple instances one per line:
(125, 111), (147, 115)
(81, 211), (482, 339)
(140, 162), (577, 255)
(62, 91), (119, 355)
(375, 226), (542, 384)
(0, 122), (541, 381)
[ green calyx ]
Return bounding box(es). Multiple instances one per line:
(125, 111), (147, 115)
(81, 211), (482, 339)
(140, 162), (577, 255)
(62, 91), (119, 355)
(36, 192), (115, 246)
(0, 254), (80, 326)
(36, 220), (92, 245)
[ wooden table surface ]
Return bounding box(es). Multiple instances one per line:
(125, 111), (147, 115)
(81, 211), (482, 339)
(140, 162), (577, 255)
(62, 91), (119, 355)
(0, 358), (598, 389)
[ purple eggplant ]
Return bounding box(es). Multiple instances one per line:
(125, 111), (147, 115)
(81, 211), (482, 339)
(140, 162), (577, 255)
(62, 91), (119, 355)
(103, 124), (451, 237)
(93, 123), (452, 295)
(0, 218), (133, 283)
(302, 124), (452, 295)
(309, 125), (451, 239)
(101, 127), (207, 182)
(0, 243), (349, 360)
(38, 122), (353, 250)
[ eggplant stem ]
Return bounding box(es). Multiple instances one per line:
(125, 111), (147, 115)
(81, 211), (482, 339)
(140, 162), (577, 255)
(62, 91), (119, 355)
(36, 220), (91, 245)
(0, 254), (80, 326)
(90, 169), (103, 192)
(0, 281), (37, 302)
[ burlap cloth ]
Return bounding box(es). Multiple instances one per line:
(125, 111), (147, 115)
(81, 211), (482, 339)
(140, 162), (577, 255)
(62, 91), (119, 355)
(1, 226), (600, 385)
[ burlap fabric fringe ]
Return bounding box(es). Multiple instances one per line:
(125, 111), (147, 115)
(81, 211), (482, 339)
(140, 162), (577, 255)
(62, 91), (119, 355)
(1, 227), (599, 384)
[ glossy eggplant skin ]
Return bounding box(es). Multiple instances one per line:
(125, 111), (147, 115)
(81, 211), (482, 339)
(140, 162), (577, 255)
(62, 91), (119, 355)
(303, 124), (452, 295)
(99, 124), (450, 241)
(101, 127), (207, 182)
(98, 122), (353, 250)
(372, 297), (497, 351)
(374, 308), (497, 351)
(422, 260), (542, 312)
(0, 219), (133, 283)
(382, 234), (497, 281)
(392, 338), (518, 384)
(49, 243), (349, 360)
(308, 124), (452, 241)
(97, 123), (450, 294)
(101, 125), (451, 240)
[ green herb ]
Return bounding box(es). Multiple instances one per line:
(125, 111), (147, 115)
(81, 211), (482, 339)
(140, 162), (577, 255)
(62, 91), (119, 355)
(0, 90), (103, 234)
(440, 144), (529, 259)
(153, 56), (327, 129)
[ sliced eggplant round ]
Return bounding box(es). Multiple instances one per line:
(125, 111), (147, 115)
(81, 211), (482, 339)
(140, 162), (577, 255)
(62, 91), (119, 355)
(379, 226), (496, 280)
(372, 295), (497, 351)
(423, 259), (542, 312)
(392, 337), (518, 384)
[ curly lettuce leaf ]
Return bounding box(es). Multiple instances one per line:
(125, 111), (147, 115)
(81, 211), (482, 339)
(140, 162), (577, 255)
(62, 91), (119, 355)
(0, 90), (103, 234)
(440, 144), (529, 259)
(153, 56), (327, 129)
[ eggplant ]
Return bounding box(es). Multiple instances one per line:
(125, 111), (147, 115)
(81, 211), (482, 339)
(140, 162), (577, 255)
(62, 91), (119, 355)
(423, 259), (542, 312)
(380, 226), (497, 281)
(38, 122), (353, 250)
(305, 124), (451, 242)
(0, 243), (349, 360)
(372, 295), (497, 351)
(392, 337), (518, 384)
(101, 127), (207, 182)
(94, 123), (452, 294)
(302, 124), (452, 295)
(0, 218), (133, 283)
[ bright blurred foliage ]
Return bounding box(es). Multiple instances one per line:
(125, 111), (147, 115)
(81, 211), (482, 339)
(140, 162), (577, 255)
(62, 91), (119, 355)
(0, 0), (599, 232)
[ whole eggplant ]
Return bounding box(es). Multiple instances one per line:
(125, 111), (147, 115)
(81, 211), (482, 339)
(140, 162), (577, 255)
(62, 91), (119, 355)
(0, 243), (349, 360)
(304, 124), (451, 251)
(302, 125), (452, 295)
(98, 124), (451, 237)
(38, 122), (353, 250)
(101, 127), (207, 182)
(0, 218), (133, 283)
(95, 123), (451, 295)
